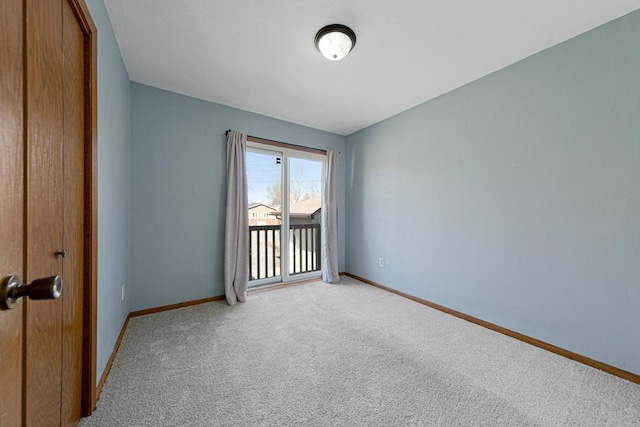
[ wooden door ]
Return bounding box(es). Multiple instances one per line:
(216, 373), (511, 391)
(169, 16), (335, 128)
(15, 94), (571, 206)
(25, 0), (66, 423)
(0, 0), (25, 425)
(61, 1), (86, 424)
(0, 0), (96, 425)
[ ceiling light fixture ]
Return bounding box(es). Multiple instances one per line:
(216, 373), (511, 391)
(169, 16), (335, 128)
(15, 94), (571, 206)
(314, 24), (356, 61)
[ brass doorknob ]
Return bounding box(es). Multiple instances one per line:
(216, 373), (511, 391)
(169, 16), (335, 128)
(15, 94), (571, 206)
(0, 275), (62, 310)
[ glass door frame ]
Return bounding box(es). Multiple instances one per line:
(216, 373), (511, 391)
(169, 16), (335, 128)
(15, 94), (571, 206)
(246, 144), (283, 288)
(247, 140), (326, 288)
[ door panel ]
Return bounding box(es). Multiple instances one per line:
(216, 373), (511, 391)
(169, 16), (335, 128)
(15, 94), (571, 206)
(246, 149), (283, 284)
(1, 0), (92, 424)
(25, 0), (65, 424)
(0, 0), (24, 424)
(286, 157), (323, 279)
(61, 0), (85, 423)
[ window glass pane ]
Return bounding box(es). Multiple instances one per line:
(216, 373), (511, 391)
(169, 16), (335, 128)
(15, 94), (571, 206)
(288, 157), (323, 275)
(246, 150), (282, 281)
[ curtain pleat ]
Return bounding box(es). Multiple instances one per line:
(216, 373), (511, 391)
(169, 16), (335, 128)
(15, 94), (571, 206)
(224, 130), (249, 305)
(322, 151), (340, 283)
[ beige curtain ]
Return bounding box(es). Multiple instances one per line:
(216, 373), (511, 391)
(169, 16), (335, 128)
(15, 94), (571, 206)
(322, 151), (340, 283)
(224, 130), (249, 305)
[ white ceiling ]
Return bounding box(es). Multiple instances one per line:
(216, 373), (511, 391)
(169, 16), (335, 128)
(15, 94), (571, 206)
(104, 1), (640, 136)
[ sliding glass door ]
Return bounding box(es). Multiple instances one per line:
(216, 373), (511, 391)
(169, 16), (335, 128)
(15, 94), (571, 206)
(246, 141), (325, 287)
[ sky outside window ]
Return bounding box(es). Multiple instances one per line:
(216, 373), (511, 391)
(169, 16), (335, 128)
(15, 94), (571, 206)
(247, 152), (321, 207)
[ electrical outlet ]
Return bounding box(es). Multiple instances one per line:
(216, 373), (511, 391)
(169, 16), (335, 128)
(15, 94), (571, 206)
(379, 257), (384, 268)
(122, 283), (125, 301)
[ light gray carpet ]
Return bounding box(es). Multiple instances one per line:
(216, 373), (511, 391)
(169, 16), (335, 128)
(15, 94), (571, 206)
(81, 277), (640, 426)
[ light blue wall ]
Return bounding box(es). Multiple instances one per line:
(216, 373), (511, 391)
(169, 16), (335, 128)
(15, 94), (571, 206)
(130, 83), (346, 311)
(345, 11), (640, 375)
(86, 0), (131, 383)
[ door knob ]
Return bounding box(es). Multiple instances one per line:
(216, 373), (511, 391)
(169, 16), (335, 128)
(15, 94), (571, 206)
(0, 275), (62, 310)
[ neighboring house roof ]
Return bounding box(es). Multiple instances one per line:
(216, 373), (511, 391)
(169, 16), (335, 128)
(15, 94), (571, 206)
(248, 203), (276, 210)
(272, 196), (321, 218)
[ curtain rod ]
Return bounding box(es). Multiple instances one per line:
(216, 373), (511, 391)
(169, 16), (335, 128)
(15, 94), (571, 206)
(226, 130), (329, 156)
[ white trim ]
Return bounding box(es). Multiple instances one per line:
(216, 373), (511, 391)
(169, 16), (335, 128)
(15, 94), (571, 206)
(248, 275), (282, 289)
(287, 271), (322, 282)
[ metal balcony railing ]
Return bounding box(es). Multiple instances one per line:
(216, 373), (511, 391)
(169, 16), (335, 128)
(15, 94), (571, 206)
(249, 223), (321, 281)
